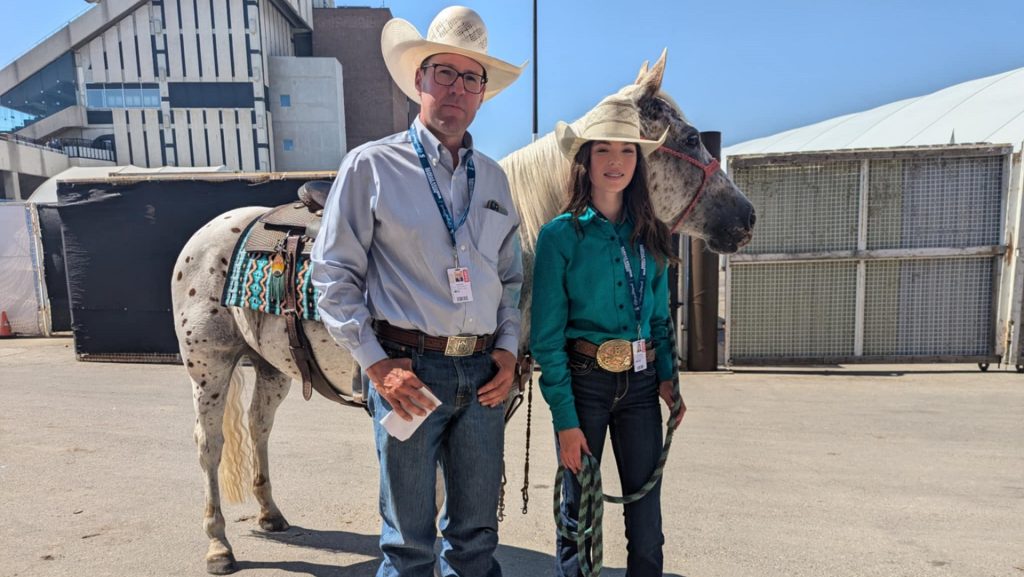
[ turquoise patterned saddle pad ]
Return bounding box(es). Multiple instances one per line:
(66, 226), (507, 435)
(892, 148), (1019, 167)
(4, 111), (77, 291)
(221, 220), (321, 321)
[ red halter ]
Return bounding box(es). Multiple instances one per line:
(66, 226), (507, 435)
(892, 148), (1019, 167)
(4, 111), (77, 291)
(654, 145), (721, 233)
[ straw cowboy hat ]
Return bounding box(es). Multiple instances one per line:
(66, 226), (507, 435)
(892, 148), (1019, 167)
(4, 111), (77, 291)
(381, 5), (527, 103)
(556, 94), (669, 160)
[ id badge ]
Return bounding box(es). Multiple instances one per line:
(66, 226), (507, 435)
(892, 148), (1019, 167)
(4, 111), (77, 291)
(632, 340), (647, 373)
(447, 267), (474, 303)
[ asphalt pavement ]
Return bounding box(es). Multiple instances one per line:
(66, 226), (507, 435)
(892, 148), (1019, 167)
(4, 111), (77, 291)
(1, 337), (1021, 577)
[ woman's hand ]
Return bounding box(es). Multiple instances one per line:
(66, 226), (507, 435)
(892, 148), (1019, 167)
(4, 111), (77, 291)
(659, 380), (686, 426)
(557, 427), (591, 475)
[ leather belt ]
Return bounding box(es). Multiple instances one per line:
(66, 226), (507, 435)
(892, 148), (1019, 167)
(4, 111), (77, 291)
(570, 338), (655, 373)
(375, 321), (493, 357)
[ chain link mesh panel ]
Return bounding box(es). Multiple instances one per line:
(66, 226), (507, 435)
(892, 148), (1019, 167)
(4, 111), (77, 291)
(731, 161), (861, 254)
(863, 258), (993, 356)
(730, 262), (857, 359)
(868, 157), (1004, 250)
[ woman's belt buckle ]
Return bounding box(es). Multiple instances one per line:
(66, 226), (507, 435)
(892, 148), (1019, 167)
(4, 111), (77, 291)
(596, 339), (633, 373)
(444, 335), (478, 357)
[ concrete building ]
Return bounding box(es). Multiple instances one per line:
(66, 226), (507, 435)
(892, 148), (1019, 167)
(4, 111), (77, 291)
(0, 0), (350, 199)
(312, 6), (415, 152)
(268, 56), (346, 171)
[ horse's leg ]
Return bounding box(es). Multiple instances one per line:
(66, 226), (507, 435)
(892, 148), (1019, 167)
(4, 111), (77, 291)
(174, 205), (270, 575)
(248, 355), (291, 532)
(190, 352), (245, 575)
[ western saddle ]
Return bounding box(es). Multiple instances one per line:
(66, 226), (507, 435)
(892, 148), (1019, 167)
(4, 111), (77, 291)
(243, 180), (364, 408)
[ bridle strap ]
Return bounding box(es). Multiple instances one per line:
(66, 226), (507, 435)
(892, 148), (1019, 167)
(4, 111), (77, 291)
(654, 145), (721, 233)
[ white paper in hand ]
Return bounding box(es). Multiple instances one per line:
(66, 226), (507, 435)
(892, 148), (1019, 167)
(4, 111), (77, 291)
(380, 386), (442, 441)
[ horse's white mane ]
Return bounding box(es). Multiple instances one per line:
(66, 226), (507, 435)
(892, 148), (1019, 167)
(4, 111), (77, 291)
(498, 131), (570, 255)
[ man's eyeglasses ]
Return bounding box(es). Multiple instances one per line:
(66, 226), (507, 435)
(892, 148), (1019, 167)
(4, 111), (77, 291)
(421, 63), (488, 94)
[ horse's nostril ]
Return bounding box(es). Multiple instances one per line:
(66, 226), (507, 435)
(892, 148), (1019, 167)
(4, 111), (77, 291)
(748, 209), (757, 228)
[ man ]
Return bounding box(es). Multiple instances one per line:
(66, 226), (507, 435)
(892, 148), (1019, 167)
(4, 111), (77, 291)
(311, 6), (526, 577)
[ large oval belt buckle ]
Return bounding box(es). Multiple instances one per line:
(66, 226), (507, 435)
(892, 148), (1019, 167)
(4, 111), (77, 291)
(596, 339), (633, 373)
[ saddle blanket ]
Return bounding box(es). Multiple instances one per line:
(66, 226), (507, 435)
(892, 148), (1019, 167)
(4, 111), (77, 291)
(222, 221), (321, 321)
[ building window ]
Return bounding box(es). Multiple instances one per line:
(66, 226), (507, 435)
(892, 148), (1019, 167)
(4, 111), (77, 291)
(0, 52), (78, 133)
(87, 87), (104, 108)
(142, 88), (161, 107)
(167, 82), (255, 108)
(283, 139), (294, 151)
(124, 86), (143, 108)
(280, 94), (291, 107)
(84, 83), (161, 110)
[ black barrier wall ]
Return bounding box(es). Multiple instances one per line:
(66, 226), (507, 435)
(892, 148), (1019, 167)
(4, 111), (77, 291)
(36, 204), (71, 333)
(56, 176), (330, 361)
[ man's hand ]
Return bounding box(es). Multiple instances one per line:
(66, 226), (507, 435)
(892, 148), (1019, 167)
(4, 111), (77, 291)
(659, 380), (686, 426)
(366, 358), (435, 421)
(477, 348), (517, 408)
(557, 427), (591, 475)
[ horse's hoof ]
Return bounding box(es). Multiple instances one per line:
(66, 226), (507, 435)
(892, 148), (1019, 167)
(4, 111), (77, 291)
(259, 515), (289, 532)
(207, 553), (237, 575)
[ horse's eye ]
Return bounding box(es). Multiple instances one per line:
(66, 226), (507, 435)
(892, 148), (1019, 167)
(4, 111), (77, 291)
(686, 133), (701, 147)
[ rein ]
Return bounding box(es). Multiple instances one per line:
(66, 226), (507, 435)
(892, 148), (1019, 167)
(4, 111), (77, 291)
(654, 144), (721, 233)
(553, 379), (683, 577)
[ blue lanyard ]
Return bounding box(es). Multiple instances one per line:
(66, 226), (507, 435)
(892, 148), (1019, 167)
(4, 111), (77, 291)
(409, 126), (475, 248)
(619, 240), (647, 337)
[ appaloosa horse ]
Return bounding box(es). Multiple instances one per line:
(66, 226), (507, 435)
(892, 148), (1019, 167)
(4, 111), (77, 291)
(171, 51), (755, 574)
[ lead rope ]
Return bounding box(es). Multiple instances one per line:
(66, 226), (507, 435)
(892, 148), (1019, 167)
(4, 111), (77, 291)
(553, 379), (682, 577)
(520, 357), (535, 514)
(499, 354), (534, 521)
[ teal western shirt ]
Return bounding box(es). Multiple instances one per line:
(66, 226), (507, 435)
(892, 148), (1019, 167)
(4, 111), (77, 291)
(530, 207), (675, 431)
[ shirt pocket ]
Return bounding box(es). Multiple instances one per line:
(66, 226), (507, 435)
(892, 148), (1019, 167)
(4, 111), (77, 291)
(475, 209), (514, 264)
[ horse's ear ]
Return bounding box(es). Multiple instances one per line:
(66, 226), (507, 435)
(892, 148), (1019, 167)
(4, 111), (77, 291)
(638, 48), (667, 98)
(634, 60), (650, 84)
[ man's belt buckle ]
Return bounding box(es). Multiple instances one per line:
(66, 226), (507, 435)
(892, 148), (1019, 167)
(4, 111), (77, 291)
(596, 339), (633, 373)
(444, 335), (478, 357)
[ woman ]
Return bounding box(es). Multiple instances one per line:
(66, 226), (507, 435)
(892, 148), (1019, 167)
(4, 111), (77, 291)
(530, 94), (686, 577)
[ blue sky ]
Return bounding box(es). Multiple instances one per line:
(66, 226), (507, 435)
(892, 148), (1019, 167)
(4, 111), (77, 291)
(2, 0), (1022, 159)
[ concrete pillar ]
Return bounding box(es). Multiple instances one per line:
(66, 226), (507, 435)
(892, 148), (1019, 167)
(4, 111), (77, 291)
(1, 171), (21, 201)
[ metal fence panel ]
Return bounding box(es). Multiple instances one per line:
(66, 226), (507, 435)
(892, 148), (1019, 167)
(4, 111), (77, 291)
(726, 145), (1011, 365)
(867, 157), (1004, 250)
(863, 258), (994, 356)
(730, 262), (857, 359)
(733, 161), (860, 254)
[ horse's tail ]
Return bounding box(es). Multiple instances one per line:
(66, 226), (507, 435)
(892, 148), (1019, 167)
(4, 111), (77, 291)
(219, 365), (253, 504)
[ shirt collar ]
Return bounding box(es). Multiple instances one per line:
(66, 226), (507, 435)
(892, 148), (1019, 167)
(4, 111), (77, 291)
(585, 205), (633, 227)
(412, 116), (475, 169)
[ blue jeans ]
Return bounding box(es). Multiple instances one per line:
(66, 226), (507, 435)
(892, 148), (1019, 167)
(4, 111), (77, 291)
(557, 353), (665, 577)
(367, 342), (505, 577)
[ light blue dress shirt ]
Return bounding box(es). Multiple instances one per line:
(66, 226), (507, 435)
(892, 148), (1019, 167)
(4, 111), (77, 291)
(311, 117), (523, 370)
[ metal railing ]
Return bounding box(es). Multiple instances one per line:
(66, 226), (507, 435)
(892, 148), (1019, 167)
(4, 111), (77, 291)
(0, 133), (61, 151)
(0, 133), (115, 161)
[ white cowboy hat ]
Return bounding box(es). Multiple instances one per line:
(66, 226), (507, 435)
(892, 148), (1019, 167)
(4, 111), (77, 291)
(381, 6), (527, 104)
(556, 94), (669, 160)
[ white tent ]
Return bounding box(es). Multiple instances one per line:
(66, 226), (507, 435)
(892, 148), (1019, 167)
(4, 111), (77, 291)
(0, 202), (46, 335)
(725, 66), (1024, 159)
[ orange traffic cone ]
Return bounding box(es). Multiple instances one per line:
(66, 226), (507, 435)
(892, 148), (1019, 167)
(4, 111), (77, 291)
(0, 310), (12, 338)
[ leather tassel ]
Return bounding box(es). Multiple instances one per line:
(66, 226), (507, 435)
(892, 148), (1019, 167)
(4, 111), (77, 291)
(268, 253), (286, 306)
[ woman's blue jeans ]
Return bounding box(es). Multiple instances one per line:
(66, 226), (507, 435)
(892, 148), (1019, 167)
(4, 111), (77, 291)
(557, 352), (665, 577)
(367, 343), (505, 577)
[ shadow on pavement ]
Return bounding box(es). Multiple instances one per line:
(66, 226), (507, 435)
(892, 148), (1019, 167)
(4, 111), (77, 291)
(246, 525), (685, 577)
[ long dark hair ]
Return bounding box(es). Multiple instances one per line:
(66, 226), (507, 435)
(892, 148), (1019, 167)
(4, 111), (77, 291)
(562, 141), (678, 267)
